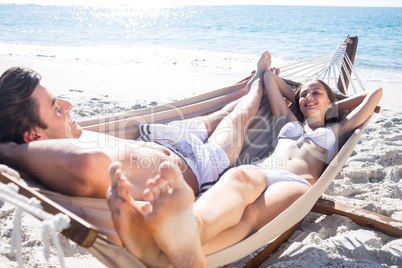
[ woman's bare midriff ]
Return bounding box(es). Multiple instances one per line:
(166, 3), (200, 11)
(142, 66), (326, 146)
(260, 138), (328, 185)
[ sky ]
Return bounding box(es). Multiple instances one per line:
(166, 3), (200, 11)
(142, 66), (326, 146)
(1, 0), (401, 7)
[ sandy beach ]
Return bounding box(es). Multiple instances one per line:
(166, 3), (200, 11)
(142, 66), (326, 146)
(0, 55), (401, 267)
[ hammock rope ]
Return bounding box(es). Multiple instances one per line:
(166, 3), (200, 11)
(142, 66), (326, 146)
(0, 169), (70, 268)
(278, 38), (366, 95)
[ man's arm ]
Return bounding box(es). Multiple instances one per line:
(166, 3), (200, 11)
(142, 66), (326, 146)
(0, 139), (111, 198)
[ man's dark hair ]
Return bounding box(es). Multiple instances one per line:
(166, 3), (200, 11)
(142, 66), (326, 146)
(0, 67), (47, 143)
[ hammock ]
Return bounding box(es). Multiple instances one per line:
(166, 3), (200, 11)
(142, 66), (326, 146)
(0, 165), (70, 267)
(0, 36), (398, 267)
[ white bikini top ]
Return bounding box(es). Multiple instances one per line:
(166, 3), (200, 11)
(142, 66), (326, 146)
(277, 121), (336, 163)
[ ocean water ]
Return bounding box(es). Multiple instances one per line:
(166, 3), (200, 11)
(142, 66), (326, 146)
(0, 4), (401, 83)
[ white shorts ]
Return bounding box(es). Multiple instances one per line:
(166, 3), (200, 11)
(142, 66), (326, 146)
(139, 119), (230, 195)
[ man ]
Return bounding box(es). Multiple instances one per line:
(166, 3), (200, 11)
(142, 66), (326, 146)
(0, 65), (264, 199)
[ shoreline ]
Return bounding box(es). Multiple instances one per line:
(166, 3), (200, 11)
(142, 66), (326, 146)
(1, 55), (400, 109)
(0, 55), (246, 100)
(0, 55), (401, 267)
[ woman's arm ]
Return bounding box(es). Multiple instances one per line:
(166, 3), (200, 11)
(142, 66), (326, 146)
(263, 70), (297, 123)
(270, 72), (296, 104)
(338, 87), (383, 140)
(335, 89), (378, 112)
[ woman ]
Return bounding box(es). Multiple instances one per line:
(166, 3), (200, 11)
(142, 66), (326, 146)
(182, 51), (382, 256)
(107, 51), (382, 267)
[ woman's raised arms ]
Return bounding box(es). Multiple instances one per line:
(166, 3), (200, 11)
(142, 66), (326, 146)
(336, 87), (383, 143)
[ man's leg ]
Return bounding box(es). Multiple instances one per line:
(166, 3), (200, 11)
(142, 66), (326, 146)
(207, 52), (272, 166)
(197, 55), (274, 138)
(106, 162), (171, 268)
(196, 94), (244, 137)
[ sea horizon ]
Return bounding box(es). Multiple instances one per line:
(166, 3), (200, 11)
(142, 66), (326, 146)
(1, 4), (401, 84)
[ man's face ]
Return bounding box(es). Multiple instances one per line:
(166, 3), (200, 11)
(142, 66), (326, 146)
(29, 83), (82, 140)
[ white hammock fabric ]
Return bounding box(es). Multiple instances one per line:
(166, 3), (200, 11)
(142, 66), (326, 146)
(0, 166), (71, 268)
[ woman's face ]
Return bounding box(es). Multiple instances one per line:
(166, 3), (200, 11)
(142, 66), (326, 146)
(298, 80), (332, 119)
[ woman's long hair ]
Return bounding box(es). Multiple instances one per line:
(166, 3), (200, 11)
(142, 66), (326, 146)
(294, 79), (338, 125)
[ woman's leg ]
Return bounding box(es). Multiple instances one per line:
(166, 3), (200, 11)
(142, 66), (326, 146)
(193, 165), (268, 245)
(201, 180), (310, 255)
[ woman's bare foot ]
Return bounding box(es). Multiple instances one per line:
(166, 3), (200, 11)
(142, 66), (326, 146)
(107, 161), (170, 268)
(270, 66), (281, 75)
(142, 161), (205, 268)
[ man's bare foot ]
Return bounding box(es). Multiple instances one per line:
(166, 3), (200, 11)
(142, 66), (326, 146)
(247, 51), (272, 90)
(258, 51), (280, 75)
(142, 161), (205, 268)
(257, 51), (272, 72)
(107, 161), (170, 268)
